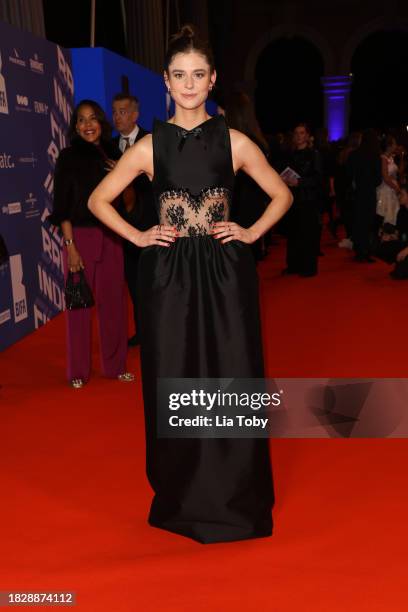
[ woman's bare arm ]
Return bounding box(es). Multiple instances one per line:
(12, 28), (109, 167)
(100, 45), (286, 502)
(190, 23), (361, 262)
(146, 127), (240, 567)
(88, 135), (176, 247)
(215, 130), (292, 243)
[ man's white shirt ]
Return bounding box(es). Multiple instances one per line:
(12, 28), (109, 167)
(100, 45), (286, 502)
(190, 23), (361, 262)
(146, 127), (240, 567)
(119, 125), (140, 152)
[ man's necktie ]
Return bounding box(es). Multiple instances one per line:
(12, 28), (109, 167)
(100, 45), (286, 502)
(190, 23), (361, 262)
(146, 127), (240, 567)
(122, 137), (130, 151)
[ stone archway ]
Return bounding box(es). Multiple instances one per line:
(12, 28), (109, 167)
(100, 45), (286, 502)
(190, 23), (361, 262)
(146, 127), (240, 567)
(254, 36), (325, 132)
(244, 23), (335, 87)
(340, 16), (408, 75)
(244, 24), (341, 137)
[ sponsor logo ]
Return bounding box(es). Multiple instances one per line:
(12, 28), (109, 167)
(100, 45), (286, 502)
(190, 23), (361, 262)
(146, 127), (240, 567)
(9, 254), (28, 323)
(16, 94), (28, 106)
(0, 153), (15, 169)
(29, 53), (44, 74)
(0, 52), (9, 115)
(16, 93), (31, 112)
(0, 309), (11, 325)
(1, 201), (22, 215)
(9, 48), (26, 67)
(18, 154), (37, 167)
(25, 192), (40, 219)
(34, 101), (48, 115)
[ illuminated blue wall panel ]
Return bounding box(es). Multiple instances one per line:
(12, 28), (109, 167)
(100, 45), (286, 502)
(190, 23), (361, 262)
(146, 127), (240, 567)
(71, 47), (167, 130)
(321, 76), (352, 141)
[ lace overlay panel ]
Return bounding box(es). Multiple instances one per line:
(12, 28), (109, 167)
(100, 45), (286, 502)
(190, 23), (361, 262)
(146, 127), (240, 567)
(158, 187), (231, 237)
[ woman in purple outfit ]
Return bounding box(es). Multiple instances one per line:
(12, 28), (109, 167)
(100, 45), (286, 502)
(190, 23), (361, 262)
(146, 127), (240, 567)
(49, 100), (133, 388)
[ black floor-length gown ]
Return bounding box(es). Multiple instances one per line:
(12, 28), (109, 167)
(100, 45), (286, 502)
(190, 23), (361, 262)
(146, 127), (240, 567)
(138, 115), (274, 543)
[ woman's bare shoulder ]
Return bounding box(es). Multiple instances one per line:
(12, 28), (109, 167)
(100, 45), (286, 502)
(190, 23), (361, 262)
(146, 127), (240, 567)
(125, 133), (153, 163)
(228, 128), (250, 145)
(135, 133), (153, 150)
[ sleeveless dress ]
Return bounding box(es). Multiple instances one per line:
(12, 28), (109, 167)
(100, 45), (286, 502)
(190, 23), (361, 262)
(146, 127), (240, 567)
(138, 115), (274, 544)
(377, 155), (400, 226)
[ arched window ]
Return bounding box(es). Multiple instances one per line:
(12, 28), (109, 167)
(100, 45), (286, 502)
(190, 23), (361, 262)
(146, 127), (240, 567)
(255, 36), (324, 133)
(350, 30), (408, 130)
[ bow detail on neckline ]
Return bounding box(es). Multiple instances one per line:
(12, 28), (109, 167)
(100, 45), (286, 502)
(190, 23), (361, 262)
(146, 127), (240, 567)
(177, 126), (203, 151)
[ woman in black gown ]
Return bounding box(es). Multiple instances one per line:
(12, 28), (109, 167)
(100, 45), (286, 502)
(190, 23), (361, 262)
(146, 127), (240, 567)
(89, 25), (292, 543)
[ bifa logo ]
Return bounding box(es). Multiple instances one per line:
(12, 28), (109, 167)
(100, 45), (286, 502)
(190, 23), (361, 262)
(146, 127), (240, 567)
(0, 52), (9, 115)
(9, 254), (28, 323)
(16, 94), (29, 106)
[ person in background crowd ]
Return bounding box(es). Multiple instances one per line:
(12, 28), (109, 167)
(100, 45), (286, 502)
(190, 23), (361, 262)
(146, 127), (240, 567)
(376, 134), (401, 228)
(112, 93), (157, 346)
(391, 187), (408, 279)
(49, 99), (133, 388)
(397, 144), (407, 186)
(225, 91), (270, 261)
(335, 131), (362, 249)
(314, 128), (336, 247)
(281, 123), (322, 277)
(376, 187), (408, 279)
(346, 128), (382, 263)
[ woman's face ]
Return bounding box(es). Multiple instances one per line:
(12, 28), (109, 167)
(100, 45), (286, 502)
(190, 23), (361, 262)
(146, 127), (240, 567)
(388, 139), (397, 154)
(293, 126), (309, 149)
(76, 105), (102, 144)
(164, 51), (216, 111)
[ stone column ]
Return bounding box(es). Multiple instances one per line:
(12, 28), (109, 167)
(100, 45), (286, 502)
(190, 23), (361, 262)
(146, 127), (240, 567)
(321, 75), (353, 141)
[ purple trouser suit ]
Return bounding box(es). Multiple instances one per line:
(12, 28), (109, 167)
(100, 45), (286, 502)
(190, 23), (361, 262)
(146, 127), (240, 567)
(63, 226), (128, 382)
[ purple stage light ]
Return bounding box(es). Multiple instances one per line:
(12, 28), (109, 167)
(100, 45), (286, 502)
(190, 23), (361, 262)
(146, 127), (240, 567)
(321, 76), (353, 141)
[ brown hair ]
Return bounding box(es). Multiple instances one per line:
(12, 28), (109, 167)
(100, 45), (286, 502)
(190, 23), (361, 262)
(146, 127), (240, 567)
(225, 91), (269, 152)
(164, 24), (214, 72)
(293, 122), (311, 135)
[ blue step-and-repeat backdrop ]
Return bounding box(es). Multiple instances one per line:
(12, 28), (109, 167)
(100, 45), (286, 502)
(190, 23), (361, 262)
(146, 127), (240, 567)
(0, 20), (216, 352)
(0, 20), (74, 352)
(0, 22), (169, 353)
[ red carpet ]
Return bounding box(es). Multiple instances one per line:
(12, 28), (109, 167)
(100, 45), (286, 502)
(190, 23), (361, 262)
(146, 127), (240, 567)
(1, 234), (407, 611)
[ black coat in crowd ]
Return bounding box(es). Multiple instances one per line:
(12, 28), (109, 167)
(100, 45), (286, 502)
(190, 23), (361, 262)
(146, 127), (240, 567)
(48, 137), (121, 227)
(346, 150), (382, 259)
(284, 147), (323, 276)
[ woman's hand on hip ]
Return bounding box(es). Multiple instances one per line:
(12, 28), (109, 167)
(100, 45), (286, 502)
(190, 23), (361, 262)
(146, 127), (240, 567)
(67, 245), (84, 272)
(104, 159), (117, 172)
(211, 221), (257, 245)
(132, 224), (178, 248)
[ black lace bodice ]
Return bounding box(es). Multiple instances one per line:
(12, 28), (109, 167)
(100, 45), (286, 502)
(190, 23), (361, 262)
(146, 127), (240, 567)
(152, 116), (235, 237)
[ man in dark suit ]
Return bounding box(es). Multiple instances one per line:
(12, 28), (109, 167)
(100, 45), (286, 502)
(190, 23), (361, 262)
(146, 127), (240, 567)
(112, 93), (157, 346)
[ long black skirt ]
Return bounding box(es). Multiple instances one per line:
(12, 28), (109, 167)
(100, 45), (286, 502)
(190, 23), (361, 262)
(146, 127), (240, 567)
(138, 237), (274, 543)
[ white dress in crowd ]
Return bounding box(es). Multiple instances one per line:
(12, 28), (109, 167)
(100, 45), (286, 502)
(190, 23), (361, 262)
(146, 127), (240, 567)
(376, 154), (400, 225)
